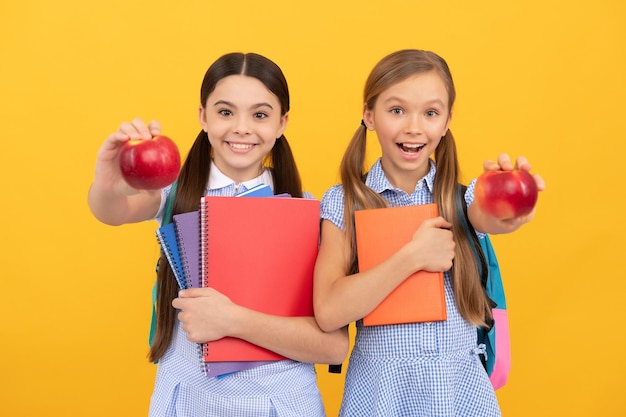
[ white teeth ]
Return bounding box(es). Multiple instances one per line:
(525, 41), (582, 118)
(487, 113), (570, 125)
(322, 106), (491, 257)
(229, 143), (253, 150)
(402, 143), (424, 149)
(398, 143), (425, 153)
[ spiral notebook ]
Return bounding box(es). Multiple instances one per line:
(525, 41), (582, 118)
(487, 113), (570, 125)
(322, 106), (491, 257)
(355, 203), (447, 326)
(168, 185), (296, 376)
(171, 184), (284, 290)
(172, 211), (202, 290)
(155, 223), (187, 289)
(199, 196), (319, 363)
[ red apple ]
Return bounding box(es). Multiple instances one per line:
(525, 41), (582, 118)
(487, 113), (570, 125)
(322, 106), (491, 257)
(474, 169), (538, 219)
(119, 135), (181, 190)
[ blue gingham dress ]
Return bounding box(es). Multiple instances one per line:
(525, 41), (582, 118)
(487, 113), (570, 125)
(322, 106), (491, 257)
(149, 164), (325, 417)
(321, 159), (501, 417)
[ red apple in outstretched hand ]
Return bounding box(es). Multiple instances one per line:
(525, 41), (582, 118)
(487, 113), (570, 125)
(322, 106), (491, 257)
(119, 135), (181, 190)
(475, 169), (538, 219)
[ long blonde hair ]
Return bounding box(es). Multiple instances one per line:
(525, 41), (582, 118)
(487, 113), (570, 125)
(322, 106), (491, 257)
(340, 49), (491, 327)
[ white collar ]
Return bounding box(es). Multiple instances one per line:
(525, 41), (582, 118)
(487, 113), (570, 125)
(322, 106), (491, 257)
(207, 160), (274, 192)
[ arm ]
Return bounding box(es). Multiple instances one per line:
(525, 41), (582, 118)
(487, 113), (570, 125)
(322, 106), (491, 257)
(172, 288), (349, 365)
(313, 216), (455, 333)
(87, 119), (163, 225)
(469, 154), (546, 235)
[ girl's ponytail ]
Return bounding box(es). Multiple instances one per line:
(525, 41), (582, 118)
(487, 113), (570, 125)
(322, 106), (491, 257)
(341, 124), (387, 275)
(149, 130), (211, 362)
(269, 134), (303, 198)
(434, 131), (492, 327)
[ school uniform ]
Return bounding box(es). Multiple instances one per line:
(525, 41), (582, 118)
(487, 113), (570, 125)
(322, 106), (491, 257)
(321, 159), (501, 417)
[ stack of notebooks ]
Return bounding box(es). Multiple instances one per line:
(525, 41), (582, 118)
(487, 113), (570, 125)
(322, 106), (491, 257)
(155, 184), (320, 377)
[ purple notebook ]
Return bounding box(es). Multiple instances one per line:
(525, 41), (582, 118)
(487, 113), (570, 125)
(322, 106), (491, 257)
(205, 361), (269, 378)
(172, 211), (201, 289)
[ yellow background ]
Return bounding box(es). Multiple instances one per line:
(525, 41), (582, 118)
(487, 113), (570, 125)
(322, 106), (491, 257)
(1, 1), (625, 416)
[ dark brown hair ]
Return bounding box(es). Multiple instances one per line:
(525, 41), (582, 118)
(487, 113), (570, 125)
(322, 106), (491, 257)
(340, 49), (491, 327)
(149, 52), (303, 362)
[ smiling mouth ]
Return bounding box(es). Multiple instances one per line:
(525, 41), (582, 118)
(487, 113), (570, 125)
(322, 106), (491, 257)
(397, 143), (425, 153)
(228, 142), (255, 150)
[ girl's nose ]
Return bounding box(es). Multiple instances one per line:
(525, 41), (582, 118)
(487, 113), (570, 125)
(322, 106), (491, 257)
(233, 116), (252, 135)
(405, 114), (423, 135)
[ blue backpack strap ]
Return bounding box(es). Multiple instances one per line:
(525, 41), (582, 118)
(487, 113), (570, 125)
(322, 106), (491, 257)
(477, 233), (510, 388)
(477, 235), (501, 373)
(479, 235), (505, 310)
(455, 186), (495, 364)
(456, 184), (510, 388)
(475, 237), (498, 375)
(455, 185), (493, 301)
(148, 181), (178, 350)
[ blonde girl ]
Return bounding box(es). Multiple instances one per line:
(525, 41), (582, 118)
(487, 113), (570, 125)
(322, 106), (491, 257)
(313, 49), (544, 416)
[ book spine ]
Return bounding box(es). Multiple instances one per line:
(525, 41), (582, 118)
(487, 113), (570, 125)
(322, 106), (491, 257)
(200, 197), (209, 288)
(173, 264), (186, 288)
(156, 229), (186, 289)
(174, 226), (192, 289)
(199, 196), (210, 373)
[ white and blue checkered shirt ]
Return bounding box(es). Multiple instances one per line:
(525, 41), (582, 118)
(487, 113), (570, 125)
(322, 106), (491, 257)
(321, 159), (501, 417)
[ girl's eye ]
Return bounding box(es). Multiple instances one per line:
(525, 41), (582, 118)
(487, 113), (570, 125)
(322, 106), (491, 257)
(254, 112), (268, 119)
(426, 110), (438, 117)
(391, 108), (403, 115)
(219, 109), (233, 116)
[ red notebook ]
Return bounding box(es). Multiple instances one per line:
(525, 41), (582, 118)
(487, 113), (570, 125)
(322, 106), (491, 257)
(355, 204), (447, 326)
(199, 196), (319, 362)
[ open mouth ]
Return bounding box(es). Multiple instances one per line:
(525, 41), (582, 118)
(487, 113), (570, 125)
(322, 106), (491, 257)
(397, 143), (425, 153)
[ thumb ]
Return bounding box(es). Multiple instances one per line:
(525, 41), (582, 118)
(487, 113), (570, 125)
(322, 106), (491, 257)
(429, 216), (452, 230)
(148, 120), (162, 137)
(178, 288), (205, 298)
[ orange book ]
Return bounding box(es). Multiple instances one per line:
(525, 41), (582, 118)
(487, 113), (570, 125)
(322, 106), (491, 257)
(199, 196), (319, 362)
(355, 204), (447, 326)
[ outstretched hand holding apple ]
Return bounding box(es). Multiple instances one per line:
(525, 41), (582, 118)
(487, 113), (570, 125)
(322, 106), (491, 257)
(89, 118), (181, 226)
(94, 118), (180, 192)
(471, 154), (545, 234)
